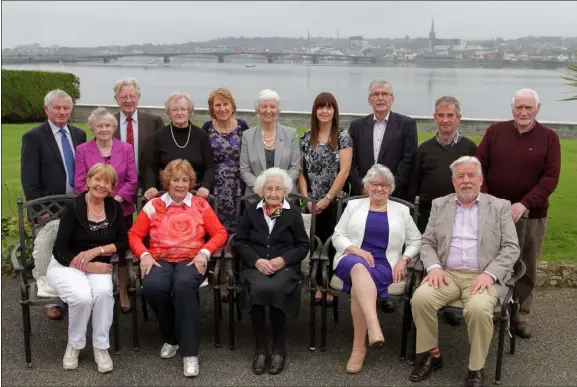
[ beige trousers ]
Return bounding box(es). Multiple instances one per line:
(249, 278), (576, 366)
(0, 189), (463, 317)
(411, 269), (499, 371)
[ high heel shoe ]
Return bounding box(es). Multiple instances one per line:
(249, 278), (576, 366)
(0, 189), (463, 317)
(345, 350), (366, 374)
(368, 328), (384, 348)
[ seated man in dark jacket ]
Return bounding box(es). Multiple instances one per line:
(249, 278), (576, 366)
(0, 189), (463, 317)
(234, 167), (310, 376)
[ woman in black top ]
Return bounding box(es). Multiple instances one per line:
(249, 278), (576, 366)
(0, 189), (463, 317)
(46, 163), (128, 373)
(144, 91), (214, 200)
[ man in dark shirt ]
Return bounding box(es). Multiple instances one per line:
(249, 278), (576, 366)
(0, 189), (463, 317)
(476, 89), (561, 339)
(409, 96), (477, 233)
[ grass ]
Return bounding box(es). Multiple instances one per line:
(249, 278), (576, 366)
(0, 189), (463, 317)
(2, 122), (576, 263)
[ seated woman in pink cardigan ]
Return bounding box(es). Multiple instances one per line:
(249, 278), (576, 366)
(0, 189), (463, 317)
(74, 107), (137, 312)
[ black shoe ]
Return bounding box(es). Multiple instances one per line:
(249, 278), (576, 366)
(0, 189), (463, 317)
(121, 305), (132, 314)
(269, 354), (285, 375)
(380, 299), (396, 313)
(409, 353), (443, 382)
(220, 294), (230, 303)
(465, 368), (484, 387)
(252, 354), (267, 375)
(514, 321), (532, 338)
(443, 308), (463, 326)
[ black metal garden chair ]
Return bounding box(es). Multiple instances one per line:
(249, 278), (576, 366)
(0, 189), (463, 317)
(10, 194), (122, 367)
(312, 194), (422, 359)
(125, 189), (225, 351)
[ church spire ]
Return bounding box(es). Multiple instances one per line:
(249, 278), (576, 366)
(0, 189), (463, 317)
(429, 16), (436, 51)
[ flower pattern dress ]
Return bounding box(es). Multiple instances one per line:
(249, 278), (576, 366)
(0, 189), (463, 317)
(202, 119), (249, 234)
(299, 129), (353, 199)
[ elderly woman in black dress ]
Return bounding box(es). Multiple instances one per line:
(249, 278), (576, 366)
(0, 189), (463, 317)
(234, 167), (310, 375)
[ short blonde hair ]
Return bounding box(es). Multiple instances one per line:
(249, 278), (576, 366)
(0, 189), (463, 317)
(87, 107), (118, 131)
(165, 91), (194, 116)
(87, 163), (118, 191)
(254, 167), (293, 197)
(161, 159), (196, 190)
(208, 88), (237, 119)
(362, 164), (395, 193)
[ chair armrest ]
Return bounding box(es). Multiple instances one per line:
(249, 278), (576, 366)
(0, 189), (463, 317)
(125, 251), (139, 287)
(10, 244), (24, 272)
(411, 257), (424, 273)
(110, 253), (119, 265)
(506, 259), (527, 287)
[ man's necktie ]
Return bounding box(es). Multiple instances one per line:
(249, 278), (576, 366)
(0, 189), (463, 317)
(59, 128), (75, 187)
(126, 117), (134, 148)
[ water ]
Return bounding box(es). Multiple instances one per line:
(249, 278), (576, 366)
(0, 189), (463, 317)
(3, 59), (576, 121)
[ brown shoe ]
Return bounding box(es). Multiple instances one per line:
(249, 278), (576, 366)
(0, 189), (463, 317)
(465, 368), (484, 387)
(46, 306), (62, 320)
(409, 353), (443, 382)
(515, 320), (532, 338)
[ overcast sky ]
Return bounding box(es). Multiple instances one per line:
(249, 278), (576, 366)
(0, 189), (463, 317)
(2, 1), (577, 48)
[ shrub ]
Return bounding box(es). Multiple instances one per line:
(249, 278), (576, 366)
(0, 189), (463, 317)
(1, 69), (81, 123)
(1, 215), (32, 278)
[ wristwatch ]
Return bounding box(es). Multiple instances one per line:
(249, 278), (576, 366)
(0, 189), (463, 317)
(401, 255), (411, 263)
(325, 193), (334, 201)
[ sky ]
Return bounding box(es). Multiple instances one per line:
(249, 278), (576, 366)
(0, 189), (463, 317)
(2, 1), (577, 48)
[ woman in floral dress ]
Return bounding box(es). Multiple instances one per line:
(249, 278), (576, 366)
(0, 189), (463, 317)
(298, 92), (353, 304)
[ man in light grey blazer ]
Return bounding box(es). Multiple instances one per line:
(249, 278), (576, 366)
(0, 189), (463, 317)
(409, 156), (519, 387)
(239, 89), (301, 195)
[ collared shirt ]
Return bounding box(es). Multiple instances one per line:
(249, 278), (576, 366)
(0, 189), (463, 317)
(139, 192), (211, 259)
(372, 111), (390, 163)
(435, 131), (463, 147)
(48, 120), (75, 194)
(119, 110), (140, 175)
(256, 198), (291, 234)
(426, 195), (497, 281)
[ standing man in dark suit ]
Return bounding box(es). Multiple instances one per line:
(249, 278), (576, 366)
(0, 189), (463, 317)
(113, 77), (165, 189)
(348, 79), (418, 198)
(21, 89), (87, 319)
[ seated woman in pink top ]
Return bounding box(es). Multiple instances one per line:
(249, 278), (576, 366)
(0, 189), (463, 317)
(128, 158), (227, 378)
(74, 107), (137, 313)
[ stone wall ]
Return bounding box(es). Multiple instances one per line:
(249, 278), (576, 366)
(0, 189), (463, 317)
(71, 104), (577, 139)
(537, 262), (577, 288)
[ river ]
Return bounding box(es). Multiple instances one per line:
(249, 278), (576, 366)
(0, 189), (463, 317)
(3, 58), (576, 121)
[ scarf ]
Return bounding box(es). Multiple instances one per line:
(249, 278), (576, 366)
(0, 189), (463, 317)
(262, 199), (283, 219)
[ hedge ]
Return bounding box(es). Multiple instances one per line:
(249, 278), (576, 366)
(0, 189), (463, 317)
(1, 69), (80, 123)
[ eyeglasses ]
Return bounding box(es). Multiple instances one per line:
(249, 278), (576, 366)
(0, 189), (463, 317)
(170, 107), (189, 113)
(370, 182), (391, 189)
(95, 123), (114, 129)
(370, 92), (393, 98)
(117, 94), (139, 101)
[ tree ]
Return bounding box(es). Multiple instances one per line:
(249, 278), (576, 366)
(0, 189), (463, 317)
(561, 51), (577, 101)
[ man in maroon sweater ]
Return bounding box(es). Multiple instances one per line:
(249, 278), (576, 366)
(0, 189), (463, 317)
(476, 89), (561, 339)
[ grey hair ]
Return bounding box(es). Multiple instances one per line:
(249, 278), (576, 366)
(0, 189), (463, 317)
(362, 164), (396, 193)
(435, 96), (461, 115)
(255, 89), (280, 112)
(87, 107), (118, 130)
(164, 91), (194, 115)
(449, 156), (483, 176)
(114, 77), (141, 96)
(368, 79), (394, 96)
(44, 90), (72, 107)
(254, 167), (293, 197)
(512, 88), (540, 105)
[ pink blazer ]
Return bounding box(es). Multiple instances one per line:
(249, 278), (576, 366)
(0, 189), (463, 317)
(74, 138), (137, 217)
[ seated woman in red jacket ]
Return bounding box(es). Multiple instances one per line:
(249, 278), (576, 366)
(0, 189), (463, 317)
(128, 159), (227, 378)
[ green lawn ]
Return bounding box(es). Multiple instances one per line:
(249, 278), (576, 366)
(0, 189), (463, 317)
(2, 122), (576, 263)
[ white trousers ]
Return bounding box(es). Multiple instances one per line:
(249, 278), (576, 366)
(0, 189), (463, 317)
(46, 257), (114, 350)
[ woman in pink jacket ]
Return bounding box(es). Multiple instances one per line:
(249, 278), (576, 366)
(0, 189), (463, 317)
(74, 107), (137, 312)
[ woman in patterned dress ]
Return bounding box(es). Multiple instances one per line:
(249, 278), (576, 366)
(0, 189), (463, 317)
(297, 92), (353, 304)
(202, 88), (249, 300)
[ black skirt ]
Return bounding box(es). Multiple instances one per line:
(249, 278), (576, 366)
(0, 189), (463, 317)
(239, 266), (301, 318)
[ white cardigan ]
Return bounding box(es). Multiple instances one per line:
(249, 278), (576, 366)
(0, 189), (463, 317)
(332, 198), (422, 270)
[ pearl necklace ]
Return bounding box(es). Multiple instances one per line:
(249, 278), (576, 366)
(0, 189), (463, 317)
(96, 143), (112, 157)
(262, 128), (276, 149)
(170, 123), (192, 149)
(86, 195), (105, 218)
(370, 203), (387, 212)
(214, 120), (236, 136)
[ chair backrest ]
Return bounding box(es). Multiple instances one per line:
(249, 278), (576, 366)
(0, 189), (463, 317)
(136, 188), (218, 215)
(335, 194), (420, 225)
(16, 194), (75, 277)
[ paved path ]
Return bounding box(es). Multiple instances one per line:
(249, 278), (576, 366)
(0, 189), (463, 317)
(2, 279), (576, 386)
